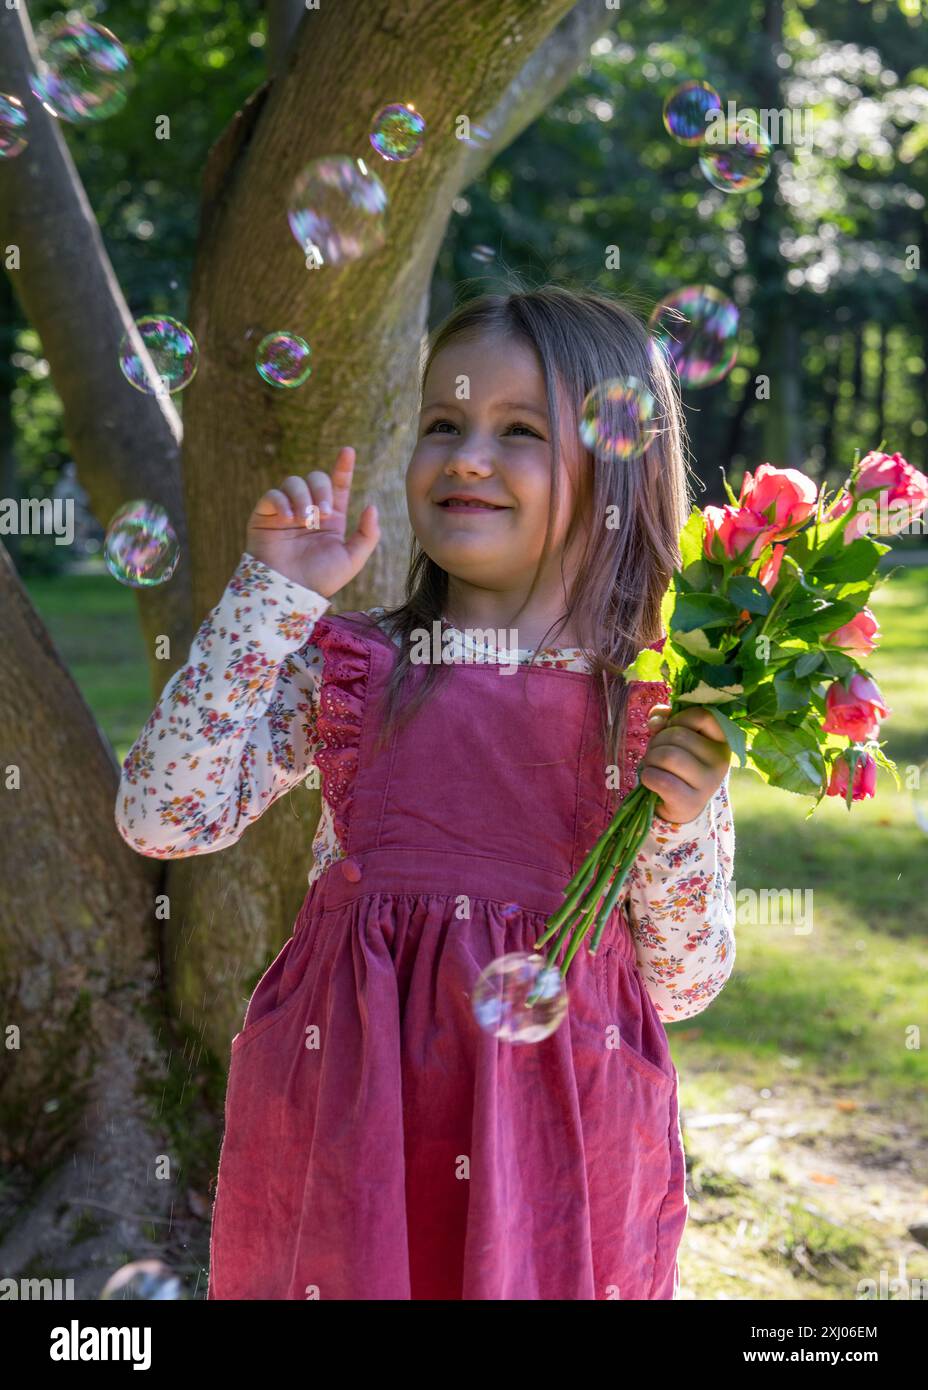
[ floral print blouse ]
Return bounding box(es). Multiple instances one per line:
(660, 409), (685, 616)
(115, 551), (736, 1022)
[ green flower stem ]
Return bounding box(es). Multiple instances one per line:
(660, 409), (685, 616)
(525, 781), (660, 1006)
(588, 790), (658, 953)
(533, 836), (610, 949)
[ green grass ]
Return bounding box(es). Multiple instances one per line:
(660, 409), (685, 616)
(23, 567), (153, 764)
(670, 567), (928, 1104)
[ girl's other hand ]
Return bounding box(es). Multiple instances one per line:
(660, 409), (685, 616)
(638, 703), (731, 825)
(245, 446), (381, 599)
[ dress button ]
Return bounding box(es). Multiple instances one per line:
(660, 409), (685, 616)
(340, 857), (362, 882)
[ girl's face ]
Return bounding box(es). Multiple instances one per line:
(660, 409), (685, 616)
(407, 330), (589, 600)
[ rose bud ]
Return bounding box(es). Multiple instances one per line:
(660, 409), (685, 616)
(823, 674), (890, 741)
(704, 504), (779, 564)
(825, 607), (881, 657)
(826, 751), (878, 802)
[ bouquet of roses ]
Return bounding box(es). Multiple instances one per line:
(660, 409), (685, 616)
(534, 449), (928, 979)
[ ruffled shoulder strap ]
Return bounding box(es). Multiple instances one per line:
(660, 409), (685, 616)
(308, 612), (384, 850)
(619, 633), (670, 800)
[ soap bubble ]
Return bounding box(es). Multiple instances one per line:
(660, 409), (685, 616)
(288, 156), (387, 266)
(649, 286), (739, 389)
(579, 378), (658, 463)
(104, 500), (179, 588)
(29, 20), (132, 124)
(369, 102), (425, 161)
(0, 93), (28, 159)
(661, 81), (722, 146)
(100, 1260), (184, 1300)
(471, 952), (568, 1043)
(119, 316), (199, 396)
(255, 332), (312, 389)
(699, 117), (771, 193)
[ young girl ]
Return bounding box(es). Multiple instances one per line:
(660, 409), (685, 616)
(116, 285), (736, 1301)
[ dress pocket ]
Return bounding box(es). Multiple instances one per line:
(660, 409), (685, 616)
(231, 910), (322, 1056)
(594, 946), (676, 1093)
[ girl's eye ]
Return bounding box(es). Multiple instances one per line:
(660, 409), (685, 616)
(422, 419), (543, 438)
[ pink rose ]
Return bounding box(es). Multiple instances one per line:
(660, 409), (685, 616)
(739, 463), (818, 539)
(826, 751), (877, 802)
(823, 674), (890, 741)
(829, 452), (928, 543)
(758, 543), (786, 594)
(704, 504), (779, 564)
(824, 607), (881, 657)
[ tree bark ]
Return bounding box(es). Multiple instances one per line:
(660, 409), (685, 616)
(0, 545), (183, 1296)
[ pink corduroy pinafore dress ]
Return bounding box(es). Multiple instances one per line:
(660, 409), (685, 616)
(206, 612), (688, 1300)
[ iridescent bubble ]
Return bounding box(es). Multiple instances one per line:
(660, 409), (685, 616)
(579, 377), (659, 463)
(29, 20), (132, 124)
(288, 156), (388, 267)
(104, 500), (180, 588)
(0, 93), (28, 159)
(648, 286), (739, 389)
(100, 1260), (184, 1300)
(698, 117), (772, 193)
(471, 952), (568, 1044)
(256, 332), (312, 389)
(661, 81), (722, 146)
(119, 316), (199, 396)
(369, 102), (426, 161)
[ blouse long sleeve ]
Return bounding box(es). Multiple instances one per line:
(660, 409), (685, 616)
(625, 774), (736, 1023)
(115, 551), (331, 859)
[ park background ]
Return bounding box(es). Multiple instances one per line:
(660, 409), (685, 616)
(1, 0), (927, 1299)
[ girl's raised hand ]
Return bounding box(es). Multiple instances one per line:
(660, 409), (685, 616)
(245, 447), (380, 599)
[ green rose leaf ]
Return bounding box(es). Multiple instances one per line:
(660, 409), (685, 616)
(728, 575), (773, 615)
(678, 508), (707, 569)
(787, 600), (860, 641)
(622, 647), (666, 683)
(707, 706), (748, 767)
(810, 536), (884, 583)
(794, 651), (824, 678)
(671, 627), (732, 665)
(774, 669), (810, 713)
(677, 680), (744, 705)
(821, 650), (857, 679)
(749, 724), (826, 796)
(670, 592), (741, 633)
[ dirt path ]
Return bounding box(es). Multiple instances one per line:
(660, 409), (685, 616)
(678, 1078), (928, 1299)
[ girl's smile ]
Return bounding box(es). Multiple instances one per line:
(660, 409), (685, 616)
(406, 328), (588, 645)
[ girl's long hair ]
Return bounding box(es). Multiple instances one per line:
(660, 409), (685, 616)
(352, 279), (694, 774)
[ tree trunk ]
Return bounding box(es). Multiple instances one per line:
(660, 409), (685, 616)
(0, 274), (19, 568)
(0, 545), (184, 1296)
(874, 322), (887, 450)
(170, 0), (610, 1057)
(0, 6), (194, 680)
